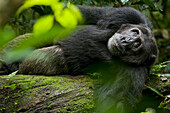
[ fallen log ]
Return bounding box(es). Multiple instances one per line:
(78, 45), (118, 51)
(0, 74), (170, 113)
(0, 75), (96, 113)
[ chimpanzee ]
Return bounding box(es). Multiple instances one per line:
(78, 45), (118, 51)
(0, 6), (158, 113)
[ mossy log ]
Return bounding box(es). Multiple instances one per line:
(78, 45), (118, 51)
(0, 74), (170, 113)
(0, 75), (96, 113)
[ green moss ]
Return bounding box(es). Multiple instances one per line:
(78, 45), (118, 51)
(0, 74), (96, 113)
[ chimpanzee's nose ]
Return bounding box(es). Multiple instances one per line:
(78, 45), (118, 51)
(130, 28), (141, 38)
(120, 28), (142, 49)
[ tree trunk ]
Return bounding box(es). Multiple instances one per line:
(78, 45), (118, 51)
(0, 0), (23, 27)
(0, 74), (169, 113)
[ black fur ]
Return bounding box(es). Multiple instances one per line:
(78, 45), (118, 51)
(58, 25), (114, 74)
(77, 6), (152, 29)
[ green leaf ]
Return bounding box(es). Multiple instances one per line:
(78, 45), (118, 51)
(33, 15), (54, 36)
(52, 2), (82, 28)
(165, 62), (170, 73)
(17, 0), (81, 28)
(8, 70), (18, 78)
(68, 4), (83, 24)
(145, 85), (164, 97)
(158, 95), (170, 109)
(16, 0), (59, 15)
(142, 0), (155, 9)
(51, 2), (63, 19)
(15, 102), (18, 105)
(5, 84), (17, 90)
(56, 8), (78, 28)
(0, 26), (15, 49)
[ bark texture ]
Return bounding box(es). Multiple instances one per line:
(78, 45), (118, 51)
(0, 74), (169, 113)
(0, 75), (95, 113)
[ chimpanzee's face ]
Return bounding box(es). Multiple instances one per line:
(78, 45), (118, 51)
(108, 24), (158, 66)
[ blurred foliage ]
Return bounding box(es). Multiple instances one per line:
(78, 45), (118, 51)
(151, 61), (170, 74)
(0, 26), (16, 49)
(149, 61), (170, 111)
(145, 85), (164, 98)
(17, 0), (83, 31)
(141, 108), (156, 113)
(158, 95), (170, 111)
(6, 0), (170, 32)
(0, 0), (83, 62)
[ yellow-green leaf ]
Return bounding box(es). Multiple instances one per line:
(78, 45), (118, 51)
(16, 0), (59, 15)
(56, 8), (77, 28)
(33, 15), (54, 36)
(69, 4), (83, 24)
(51, 2), (63, 17)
